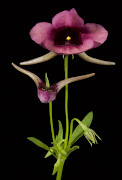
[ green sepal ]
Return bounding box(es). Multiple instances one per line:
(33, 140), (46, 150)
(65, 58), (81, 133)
(45, 73), (50, 87)
(27, 137), (49, 151)
(70, 112), (93, 146)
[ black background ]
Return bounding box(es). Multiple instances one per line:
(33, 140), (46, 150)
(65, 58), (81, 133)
(4, 2), (121, 180)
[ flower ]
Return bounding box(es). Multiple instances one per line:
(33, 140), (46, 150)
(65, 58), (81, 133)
(30, 8), (108, 55)
(79, 121), (101, 146)
(84, 128), (101, 146)
(12, 63), (95, 103)
(20, 9), (115, 66)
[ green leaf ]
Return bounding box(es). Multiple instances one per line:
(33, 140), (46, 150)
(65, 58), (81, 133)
(27, 137), (49, 151)
(52, 156), (61, 175)
(68, 146), (80, 155)
(57, 120), (63, 142)
(70, 112), (93, 146)
(45, 150), (53, 158)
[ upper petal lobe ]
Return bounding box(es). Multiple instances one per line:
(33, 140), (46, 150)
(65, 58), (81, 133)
(52, 8), (84, 30)
(82, 23), (108, 48)
(30, 22), (54, 45)
(69, 8), (84, 29)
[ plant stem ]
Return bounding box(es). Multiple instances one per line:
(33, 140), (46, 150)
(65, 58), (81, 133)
(49, 101), (56, 144)
(64, 55), (69, 150)
(56, 159), (65, 180)
(68, 118), (80, 150)
(56, 55), (69, 180)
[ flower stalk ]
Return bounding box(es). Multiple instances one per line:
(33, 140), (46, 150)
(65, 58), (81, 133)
(49, 101), (56, 145)
(56, 157), (65, 180)
(64, 55), (69, 150)
(56, 55), (69, 180)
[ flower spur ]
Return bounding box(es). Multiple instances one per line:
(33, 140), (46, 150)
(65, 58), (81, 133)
(12, 63), (95, 103)
(20, 51), (115, 66)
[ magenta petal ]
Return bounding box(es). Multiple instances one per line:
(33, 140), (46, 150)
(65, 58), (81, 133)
(52, 10), (69, 28)
(30, 22), (54, 45)
(44, 38), (94, 55)
(52, 8), (84, 29)
(82, 23), (108, 48)
(69, 8), (84, 29)
(37, 89), (57, 103)
(37, 82), (58, 103)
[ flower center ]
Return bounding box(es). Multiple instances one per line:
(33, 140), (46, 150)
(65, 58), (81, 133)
(65, 36), (72, 45)
(55, 28), (82, 46)
(66, 36), (71, 41)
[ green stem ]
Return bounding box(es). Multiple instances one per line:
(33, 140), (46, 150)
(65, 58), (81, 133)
(56, 159), (65, 180)
(49, 101), (56, 144)
(64, 55), (69, 150)
(68, 118), (80, 150)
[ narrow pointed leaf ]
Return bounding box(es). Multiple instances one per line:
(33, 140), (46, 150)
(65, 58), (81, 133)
(71, 112), (93, 146)
(68, 146), (80, 155)
(52, 157), (61, 175)
(57, 120), (63, 142)
(27, 137), (49, 151)
(45, 151), (53, 158)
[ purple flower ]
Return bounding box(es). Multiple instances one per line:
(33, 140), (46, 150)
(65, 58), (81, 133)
(37, 82), (58, 103)
(12, 63), (95, 103)
(30, 8), (108, 55)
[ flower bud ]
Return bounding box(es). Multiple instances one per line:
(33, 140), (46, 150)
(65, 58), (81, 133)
(79, 121), (101, 146)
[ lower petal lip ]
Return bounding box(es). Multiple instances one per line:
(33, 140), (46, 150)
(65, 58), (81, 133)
(44, 39), (94, 55)
(37, 89), (57, 103)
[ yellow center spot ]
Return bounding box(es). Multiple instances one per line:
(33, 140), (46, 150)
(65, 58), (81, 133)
(48, 90), (53, 92)
(66, 36), (71, 41)
(42, 88), (53, 92)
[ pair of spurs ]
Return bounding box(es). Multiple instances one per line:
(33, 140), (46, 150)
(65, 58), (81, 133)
(19, 52), (115, 66)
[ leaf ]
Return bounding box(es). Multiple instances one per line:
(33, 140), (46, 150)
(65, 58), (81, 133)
(27, 137), (49, 151)
(57, 120), (63, 142)
(68, 146), (80, 155)
(45, 151), (53, 158)
(52, 157), (61, 175)
(70, 112), (93, 146)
